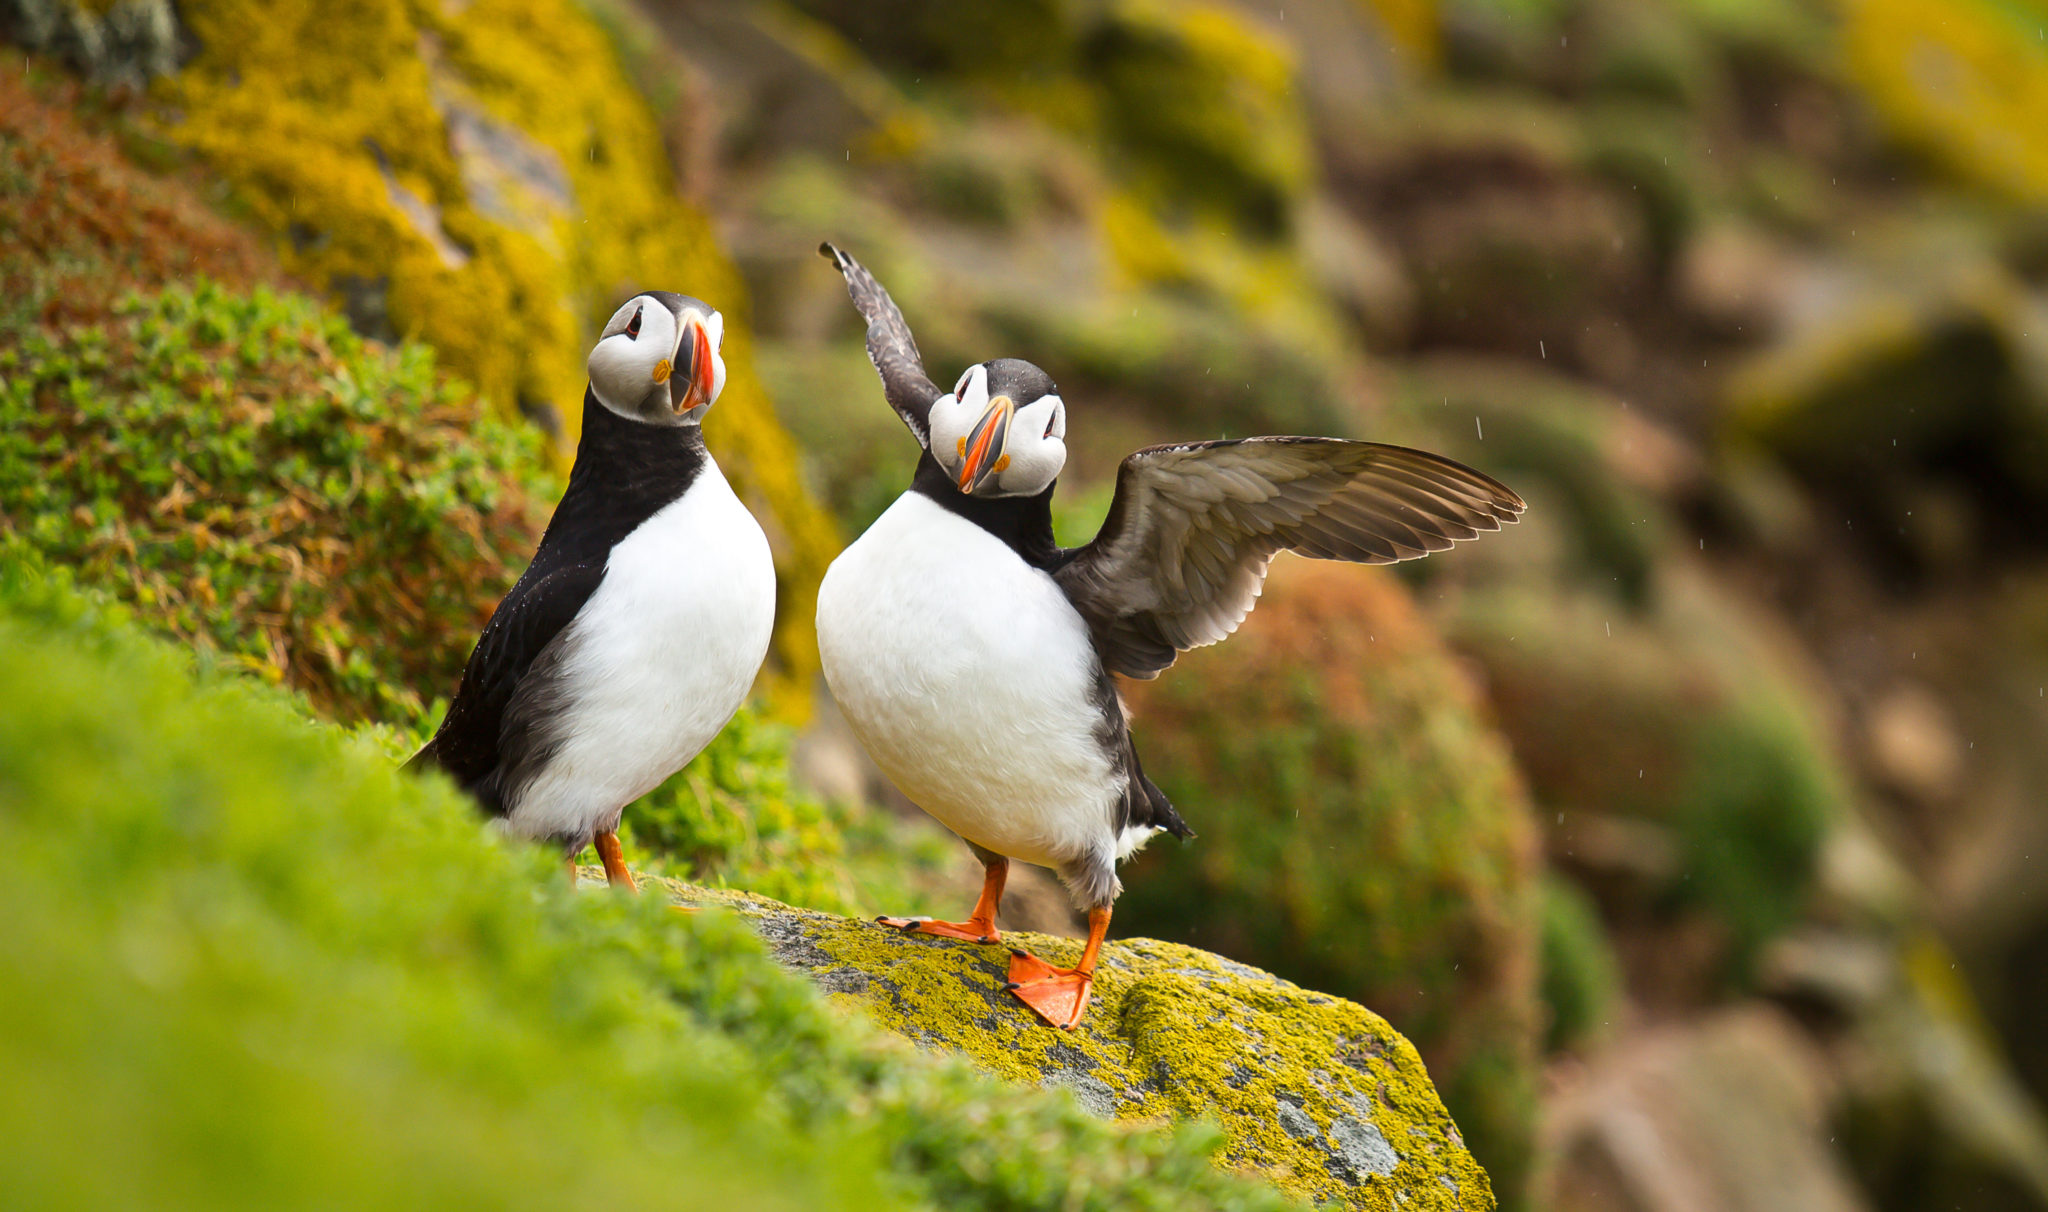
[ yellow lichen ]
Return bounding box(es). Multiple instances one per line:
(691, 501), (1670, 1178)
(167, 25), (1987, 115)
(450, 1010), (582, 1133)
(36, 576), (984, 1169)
(157, 0), (838, 706)
(664, 880), (1498, 1211)
(1838, 0), (2048, 204)
(1362, 0), (1441, 69)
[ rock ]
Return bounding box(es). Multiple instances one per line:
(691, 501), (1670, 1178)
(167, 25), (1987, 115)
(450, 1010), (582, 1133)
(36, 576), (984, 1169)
(4, 0), (185, 91)
(1862, 682), (1964, 804)
(655, 880), (1499, 1211)
(1719, 253), (2048, 578)
(1538, 1006), (1871, 1212)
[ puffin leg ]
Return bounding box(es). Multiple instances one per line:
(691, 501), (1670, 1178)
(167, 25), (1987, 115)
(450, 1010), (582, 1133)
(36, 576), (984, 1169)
(878, 857), (1007, 944)
(593, 830), (639, 893)
(1005, 906), (1109, 1030)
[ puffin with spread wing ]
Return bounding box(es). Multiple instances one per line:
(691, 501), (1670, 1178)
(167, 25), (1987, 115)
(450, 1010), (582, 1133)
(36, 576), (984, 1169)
(814, 244), (1524, 1029)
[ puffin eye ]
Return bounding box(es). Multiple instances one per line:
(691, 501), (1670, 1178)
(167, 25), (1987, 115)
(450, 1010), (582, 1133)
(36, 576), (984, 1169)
(954, 369), (972, 399)
(625, 306), (643, 339)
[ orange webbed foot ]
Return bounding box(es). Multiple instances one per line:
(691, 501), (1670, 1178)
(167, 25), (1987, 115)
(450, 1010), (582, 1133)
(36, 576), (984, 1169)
(876, 915), (1001, 945)
(1004, 948), (1094, 1030)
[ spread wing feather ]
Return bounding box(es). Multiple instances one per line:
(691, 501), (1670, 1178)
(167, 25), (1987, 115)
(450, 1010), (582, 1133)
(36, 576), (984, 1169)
(1055, 438), (1524, 678)
(819, 242), (940, 447)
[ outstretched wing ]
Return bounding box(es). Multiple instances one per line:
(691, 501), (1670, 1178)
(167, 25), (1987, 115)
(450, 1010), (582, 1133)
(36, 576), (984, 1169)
(1055, 438), (1524, 679)
(404, 561), (606, 809)
(819, 242), (941, 446)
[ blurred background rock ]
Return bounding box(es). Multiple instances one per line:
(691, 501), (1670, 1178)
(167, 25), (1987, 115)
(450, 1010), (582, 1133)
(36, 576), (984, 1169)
(7, 0), (2048, 1208)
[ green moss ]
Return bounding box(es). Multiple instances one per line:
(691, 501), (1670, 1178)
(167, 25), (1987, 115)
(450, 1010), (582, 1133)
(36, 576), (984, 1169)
(1537, 876), (1622, 1052)
(0, 279), (547, 722)
(0, 557), (1323, 1212)
(674, 884), (1495, 1211)
(1114, 561), (1542, 1208)
(615, 707), (955, 917)
(157, 0), (838, 706)
(1079, 0), (1314, 236)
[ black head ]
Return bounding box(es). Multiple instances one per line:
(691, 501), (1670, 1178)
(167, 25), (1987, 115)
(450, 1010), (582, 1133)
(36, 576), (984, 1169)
(587, 292), (727, 427)
(928, 358), (1068, 497)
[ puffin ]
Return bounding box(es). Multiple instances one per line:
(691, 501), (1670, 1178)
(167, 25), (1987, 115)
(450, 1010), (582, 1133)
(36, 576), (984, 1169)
(406, 292), (776, 890)
(814, 243), (1525, 1028)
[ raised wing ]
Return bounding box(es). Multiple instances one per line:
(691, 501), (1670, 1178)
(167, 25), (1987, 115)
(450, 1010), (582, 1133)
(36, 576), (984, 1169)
(404, 560), (606, 808)
(820, 242), (941, 447)
(1055, 438), (1524, 678)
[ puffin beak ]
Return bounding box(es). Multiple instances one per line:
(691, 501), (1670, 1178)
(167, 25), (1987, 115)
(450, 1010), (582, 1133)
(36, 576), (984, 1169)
(669, 316), (718, 414)
(955, 395), (1013, 494)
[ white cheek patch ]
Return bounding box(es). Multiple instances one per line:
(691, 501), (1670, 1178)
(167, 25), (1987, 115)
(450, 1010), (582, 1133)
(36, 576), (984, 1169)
(706, 346), (727, 406)
(587, 300), (679, 415)
(926, 394), (975, 478)
(926, 364), (987, 470)
(995, 395), (1067, 495)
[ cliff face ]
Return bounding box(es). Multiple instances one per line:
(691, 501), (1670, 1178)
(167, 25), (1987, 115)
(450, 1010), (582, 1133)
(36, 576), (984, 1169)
(660, 881), (1497, 1212)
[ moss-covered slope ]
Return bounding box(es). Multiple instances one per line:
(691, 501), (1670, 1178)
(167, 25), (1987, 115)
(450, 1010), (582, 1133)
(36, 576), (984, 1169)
(0, 559), (1310, 1212)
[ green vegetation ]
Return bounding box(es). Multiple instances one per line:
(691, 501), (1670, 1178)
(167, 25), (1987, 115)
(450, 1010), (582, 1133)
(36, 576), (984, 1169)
(0, 557), (1308, 1212)
(1537, 876), (1621, 1053)
(1, 279), (546, 721)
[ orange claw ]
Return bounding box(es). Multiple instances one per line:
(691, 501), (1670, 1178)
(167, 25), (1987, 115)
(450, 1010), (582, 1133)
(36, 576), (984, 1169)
(1005, 906), (1110, 1030)
(876, 857), (1007, 945)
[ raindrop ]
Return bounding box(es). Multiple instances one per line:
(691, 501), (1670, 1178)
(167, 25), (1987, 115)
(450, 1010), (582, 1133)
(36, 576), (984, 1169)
(1475, 416), (1484, 440)
(1539, 340), (1547, 359)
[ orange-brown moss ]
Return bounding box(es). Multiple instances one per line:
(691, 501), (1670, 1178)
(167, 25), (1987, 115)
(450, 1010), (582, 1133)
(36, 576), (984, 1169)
(0, 68), (287, 327)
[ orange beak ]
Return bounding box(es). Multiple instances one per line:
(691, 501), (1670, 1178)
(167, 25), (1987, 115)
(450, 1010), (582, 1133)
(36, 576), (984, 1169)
(956, 395), (1013, 494)
(673, 318), (717, 414)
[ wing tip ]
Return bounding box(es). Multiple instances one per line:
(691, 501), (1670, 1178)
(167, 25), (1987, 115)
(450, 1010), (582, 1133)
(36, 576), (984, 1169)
(818, 241), (857, 277)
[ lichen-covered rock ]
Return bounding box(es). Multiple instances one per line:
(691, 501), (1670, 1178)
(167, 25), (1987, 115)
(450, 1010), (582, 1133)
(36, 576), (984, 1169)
(658, 880), (1496, 1212)
(154, 0), (838, 702)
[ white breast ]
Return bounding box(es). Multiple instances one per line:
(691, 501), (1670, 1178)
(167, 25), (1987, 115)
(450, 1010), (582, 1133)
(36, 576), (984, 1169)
(816, 492), (1122, 871)
(505, 460), (776, 843)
